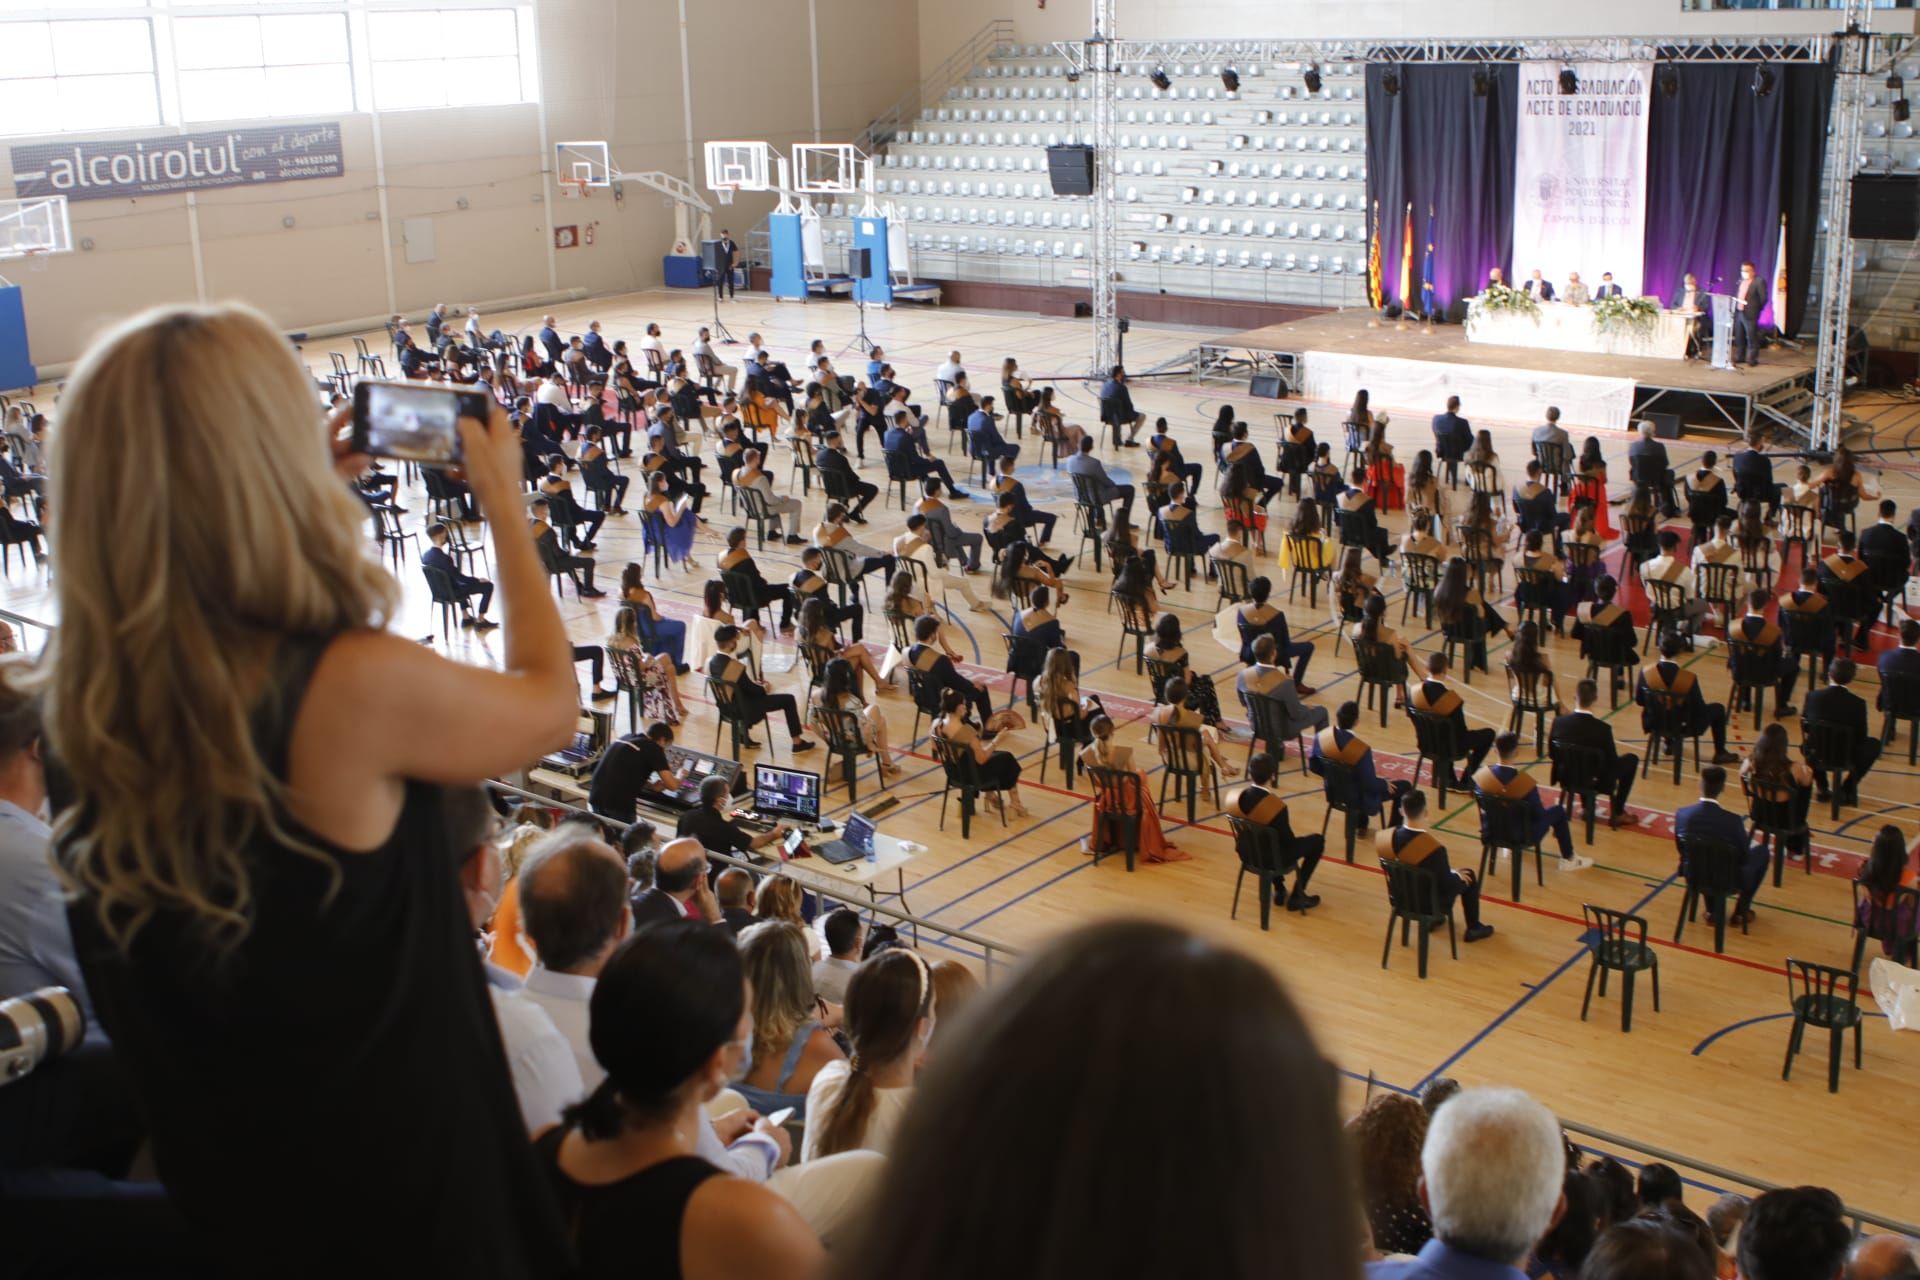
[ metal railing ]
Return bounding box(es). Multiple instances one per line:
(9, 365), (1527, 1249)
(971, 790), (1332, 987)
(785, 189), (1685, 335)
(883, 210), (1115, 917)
(0, 606), (53, 656)
(856, 19), (1015, 156)
(484, 779), (1024, 980)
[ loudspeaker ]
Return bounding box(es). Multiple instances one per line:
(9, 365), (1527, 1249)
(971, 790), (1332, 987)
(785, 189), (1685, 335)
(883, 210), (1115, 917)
(1249, 374), (1288, 400)
(1851, 175), (1920, 241)
(699, 239), (723, 275)
(1045, 144), (1096, 196)
(1644, 412), (1682, 439)
(849, 247), (873, 278)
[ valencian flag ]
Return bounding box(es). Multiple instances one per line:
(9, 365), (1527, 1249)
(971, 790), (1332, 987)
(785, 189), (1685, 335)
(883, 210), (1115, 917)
(1397, 202), (1414, 307)
(1366, 200), (1383, 309)
(1420, 206), (1437, 317)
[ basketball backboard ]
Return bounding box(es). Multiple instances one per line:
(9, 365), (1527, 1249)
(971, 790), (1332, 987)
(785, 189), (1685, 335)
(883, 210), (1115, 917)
(703, 141), (772, 194)
(553, 140), (613, 188)
(792, 144), (861, 194)
(0, 196), (71, 261)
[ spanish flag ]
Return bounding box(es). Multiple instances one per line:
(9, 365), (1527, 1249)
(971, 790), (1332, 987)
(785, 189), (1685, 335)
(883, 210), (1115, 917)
(1366, 200), (1383, 309)
(1398, 202), (1414, 307)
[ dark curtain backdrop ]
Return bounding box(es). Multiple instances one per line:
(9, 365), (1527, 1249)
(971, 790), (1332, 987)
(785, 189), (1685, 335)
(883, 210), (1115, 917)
(1642, 64), (1784, 319)
(1780, 60), (1836, 336)
(1365, 64), (1519, 316)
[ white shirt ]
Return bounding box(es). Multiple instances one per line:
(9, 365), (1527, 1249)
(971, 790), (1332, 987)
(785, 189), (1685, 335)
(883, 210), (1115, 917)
(639, 333), (665, 356)
(935, 360), (963, 384)
(465, 314), (482, 343)
(799, 1060), (913, 1160)
(811, 955), (860, 1004)
(535, 379), (572, 410)
(484, 963), (584, 1134)
(521, 964), (600, 1087)
(0, 798), (89, 1018)
(692, 338), (718, 361)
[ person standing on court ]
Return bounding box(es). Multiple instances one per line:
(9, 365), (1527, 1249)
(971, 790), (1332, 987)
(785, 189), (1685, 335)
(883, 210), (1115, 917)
(714, 229), (738, 300)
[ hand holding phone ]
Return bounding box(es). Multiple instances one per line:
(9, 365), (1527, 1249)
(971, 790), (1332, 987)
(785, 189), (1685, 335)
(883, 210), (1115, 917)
(350, 380), (489, 468)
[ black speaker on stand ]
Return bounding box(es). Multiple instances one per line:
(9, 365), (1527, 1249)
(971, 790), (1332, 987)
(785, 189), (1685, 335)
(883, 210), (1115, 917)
(846, 246), (876, 358)
(699, 239), (737, 344)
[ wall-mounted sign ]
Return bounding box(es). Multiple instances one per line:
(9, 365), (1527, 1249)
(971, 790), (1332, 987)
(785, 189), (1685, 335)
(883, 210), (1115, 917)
(10, 122), (344, 202)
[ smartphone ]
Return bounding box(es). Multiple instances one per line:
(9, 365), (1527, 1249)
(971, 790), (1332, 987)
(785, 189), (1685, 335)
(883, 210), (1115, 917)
(765, 1107), (796, 1128)
(350, 380), (489, 467)
(781, 828), (806, 858)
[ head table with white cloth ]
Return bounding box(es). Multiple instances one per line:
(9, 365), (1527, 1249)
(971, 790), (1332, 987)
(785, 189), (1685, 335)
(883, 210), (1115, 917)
(1465, 298), (1692, 360)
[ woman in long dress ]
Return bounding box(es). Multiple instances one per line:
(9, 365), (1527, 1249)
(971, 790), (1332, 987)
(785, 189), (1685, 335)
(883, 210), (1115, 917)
(1079, 714), (1187, 863)
(618, 561), (687, 669)
(641, 471), (699, 569)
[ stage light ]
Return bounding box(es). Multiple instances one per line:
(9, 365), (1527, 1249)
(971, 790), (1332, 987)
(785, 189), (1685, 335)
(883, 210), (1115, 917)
(1065, 67), (1080, 83)
(1303, 63), (1323, 94)
(1752, 66), (1776, 98)
(1658, 65), (1679, 98)
(1221, 66), (1240, 93)
(1890, 75), (1905, 93)
(1382, 68), (1402, 97)
(1471, 67), (1490, 98)
(1150, 66), (1171, 91)
(1558, 67), (1578, 95)
(1897, 98), (1913, 123)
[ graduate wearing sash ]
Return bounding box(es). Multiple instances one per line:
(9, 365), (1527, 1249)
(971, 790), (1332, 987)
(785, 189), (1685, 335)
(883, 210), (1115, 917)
(1377, 790), (1494, 941)
(1473, 732), (1584, 868)
(1228, 752), (1324, 911)
(1309, 701), (1412, 829)
(1636, 633), (1738, 764)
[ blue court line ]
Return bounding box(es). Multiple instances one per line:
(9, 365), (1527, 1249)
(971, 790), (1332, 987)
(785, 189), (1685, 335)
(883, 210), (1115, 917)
(958, 857), (1095, 931)
(1691, 1009), (1889, 1057)
(1412, 870), (1678, 1094)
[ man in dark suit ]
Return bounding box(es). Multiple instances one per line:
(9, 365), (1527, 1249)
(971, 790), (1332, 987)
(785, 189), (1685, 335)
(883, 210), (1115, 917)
(1475, 731), (1586, 869)
(1550, 679), (1641, 830)
(1522, 269), (1555, 301)
(908, 613), (994, 722)
(1310, 700), (1411, 832)
(1410, 651), (1496, 783)
(1377, 789), (1494, 942)
(1065, 435), (1136, 519)
(538, 314), (565, 368)
(1859, 498), (1912, 629)
(1877, 619), (1920, 710)
(1628, 421), (1681, 517)
(1335, 467), (1391, 560)
(1637, 633), (1738, 765)
(1227, 751), (1326, 912)
(884, 408), (965, 498)
(966, 395), (1020, 467)
(1802, 659), (1882, 805)
(1730, 429), (1781, 515)
(1675, 766), (1770, 926)
(1097, 364), (1145, 446)
(1431, 395), (1473, 465)
(1731, 260), (1766, 366)
(707, 626), (815, 752)
(1594, 273), (1624, 300)
(422, 523), (498, 628)
(715, 230), (738, 300)
(815, 431), (877, 521)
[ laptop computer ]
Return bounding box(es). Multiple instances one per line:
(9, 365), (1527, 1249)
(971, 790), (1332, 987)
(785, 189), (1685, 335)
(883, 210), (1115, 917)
(816, 812), (878, 865)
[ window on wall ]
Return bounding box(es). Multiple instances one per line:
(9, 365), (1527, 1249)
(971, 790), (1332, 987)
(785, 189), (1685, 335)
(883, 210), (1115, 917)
(174, 13), (355, 123)
(367, 7), (532, 111)
(0, 19), (161, 137)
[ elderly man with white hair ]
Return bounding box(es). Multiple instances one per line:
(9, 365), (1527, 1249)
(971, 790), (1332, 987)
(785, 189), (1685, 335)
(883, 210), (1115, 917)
(1366, 1087), (1567, 1280)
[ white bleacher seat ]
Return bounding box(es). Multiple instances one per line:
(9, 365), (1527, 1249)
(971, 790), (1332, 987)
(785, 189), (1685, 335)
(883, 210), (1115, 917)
(1170, 246), (1188, 263)
(1197, 216), (1213, 233)
(1174, 215), (1191, 232)
(1328, 256), (1345, 274)
(994, 236), (1009, 253)
(1041, 211), (1056, 228)
(1124, 185), (1139, 202)
(1236, 250), (1251, 266)
(1266, 191), (1283, 207)
(1021, 210), (1035, 226)
(966, 155), (979, 169)
(1307, 254), (1322, 271)
(1262, 219), (1278, 236)
(970, 208), (983, 223)
(1213, 248), (1230, 265)
(1177, 135), (1191, 149)
(1051, 240), (1065, 257)
(956, 180), (971, 196)
(1201, 188), (1216, 205)
(1120, 133), (1133, 149)
(1073, 241), (1085, 257)
(983, 209), (998, 225)
(1283, 252), (1297, 269)
(1148, 245), (1163, 262)
(1286, 220), (1301, 237)
(1223, 191), (1239, 206)
(1288, 192), (1304, 208)
(1334, 193), (1350, 210)
(1150, 159), (1164, 175)
(1311, 192), (1325, 209)
(1308, 223), (1323, 240)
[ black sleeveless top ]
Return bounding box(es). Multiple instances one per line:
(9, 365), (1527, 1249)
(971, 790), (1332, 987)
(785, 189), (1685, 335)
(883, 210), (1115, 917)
(62, 634), (570, 1277)
(535, 1125), (720, 1280)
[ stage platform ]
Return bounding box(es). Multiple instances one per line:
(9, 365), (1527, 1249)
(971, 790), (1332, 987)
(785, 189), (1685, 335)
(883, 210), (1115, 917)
(1192, 308), (1817, 436)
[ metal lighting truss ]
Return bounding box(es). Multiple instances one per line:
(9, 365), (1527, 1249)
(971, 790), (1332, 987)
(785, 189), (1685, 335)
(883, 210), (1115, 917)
(1812, 0), (1878, 451)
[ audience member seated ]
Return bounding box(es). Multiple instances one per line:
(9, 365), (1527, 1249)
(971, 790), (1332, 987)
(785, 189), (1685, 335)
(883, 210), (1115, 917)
(1227, 751), (1325, 912)
(1549, 680), (1641, 830)
(1065, 434), (1137, 519)
(833, 920), (1356, 1278)
(1365, 1089), (1565, 1280)
(1676, 766), (1770, 928)
(677, 774), (796, 868)
(519, 827), (640, 1078)
(1739, 1187), (1852, 1280)
(736, 448), (806, 547)
(1378, 789), (1493, 942)
(1236, 576), (1316, 690)
(1097, 363), (1147, 445)
(709, 626), (817, 753)
(1802, 659), (1881, 805)
(0, 657), (87, 1012)
(1411, 652), (1496, 783)
(1311, 699), (1412, 833)
(1433, 557), (1508, 674)
(1475, 731), (1589, 872)
(1080, 713), (1185, 863)
(715, 867), (757, 934)
(1148, 613), (1223, 726)
(932, 687), (1032, 819)
(736, 920), (847, 1118)
(910, 615), (994, 723)
(811, 909), (865, 1004)
(801, 949), (934, 1161)
(422, 523), (499, 628)
(535, 920), (824, 1278)
(531, 496), (606, 597)
(1642, 531), (1710, 633)
(1637, 633), (1738, 766)
(1349, 1094), (1433, 1257)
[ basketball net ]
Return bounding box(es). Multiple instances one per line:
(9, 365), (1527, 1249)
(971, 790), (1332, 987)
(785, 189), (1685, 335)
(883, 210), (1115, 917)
(715, 185), (736, 206)
(561, 179), (588, 201)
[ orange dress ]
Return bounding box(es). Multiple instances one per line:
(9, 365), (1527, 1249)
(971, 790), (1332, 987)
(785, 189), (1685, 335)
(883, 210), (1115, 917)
(1569, 468), (1616, 538)
(1082, 747), (1189, 863)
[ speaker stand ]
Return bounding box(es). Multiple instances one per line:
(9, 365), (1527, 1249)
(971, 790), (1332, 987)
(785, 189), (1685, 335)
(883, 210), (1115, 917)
(839, 291), (876, 360)
(710, 278), (739, 345)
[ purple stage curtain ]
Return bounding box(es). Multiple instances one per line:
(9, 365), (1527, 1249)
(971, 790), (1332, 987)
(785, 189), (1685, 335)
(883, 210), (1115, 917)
(1365, 64), (1520, 318)
(1641, 64), (1784, 316)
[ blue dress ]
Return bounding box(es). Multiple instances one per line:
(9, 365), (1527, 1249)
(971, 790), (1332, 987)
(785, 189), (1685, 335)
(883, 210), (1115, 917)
(628, 590), (686, 665)
(645, 497), (698, 568)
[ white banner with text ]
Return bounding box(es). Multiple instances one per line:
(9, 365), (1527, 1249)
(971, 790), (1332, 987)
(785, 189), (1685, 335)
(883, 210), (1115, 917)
(1510, 62), (1652, 299)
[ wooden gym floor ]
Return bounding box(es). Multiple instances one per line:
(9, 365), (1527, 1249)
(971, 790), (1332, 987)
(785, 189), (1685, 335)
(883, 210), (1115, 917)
(7, 289), (1918, 1224)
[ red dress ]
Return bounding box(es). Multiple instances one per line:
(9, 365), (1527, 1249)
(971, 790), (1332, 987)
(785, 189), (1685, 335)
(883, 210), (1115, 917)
(1569, 468), (1616, 538)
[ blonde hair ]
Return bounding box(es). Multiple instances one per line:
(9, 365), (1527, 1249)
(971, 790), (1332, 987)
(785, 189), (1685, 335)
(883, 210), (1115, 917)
(46, 302), (398, 954)
(737, 919), (816, 1074)
(755, 874), (806, 926)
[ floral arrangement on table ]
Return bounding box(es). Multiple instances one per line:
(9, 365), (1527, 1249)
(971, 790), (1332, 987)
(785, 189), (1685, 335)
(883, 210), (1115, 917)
(1469, 283), (1541, 321)
(1590, 294), (1662, 334)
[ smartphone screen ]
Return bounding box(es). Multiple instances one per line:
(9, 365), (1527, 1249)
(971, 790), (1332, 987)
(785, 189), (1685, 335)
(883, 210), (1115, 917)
(352, 381), (481, 466)
(782, 828), (805, 858)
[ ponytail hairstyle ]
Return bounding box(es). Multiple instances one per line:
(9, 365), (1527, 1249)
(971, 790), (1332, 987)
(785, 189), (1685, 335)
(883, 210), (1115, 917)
(810, 949), (935, 1157)
(566, 921), (745, 1140)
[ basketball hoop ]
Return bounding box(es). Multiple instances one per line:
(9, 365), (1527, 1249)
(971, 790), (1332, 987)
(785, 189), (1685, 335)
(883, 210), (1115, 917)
(714, 185), (736, 206)
(561, 178), (588, 201)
